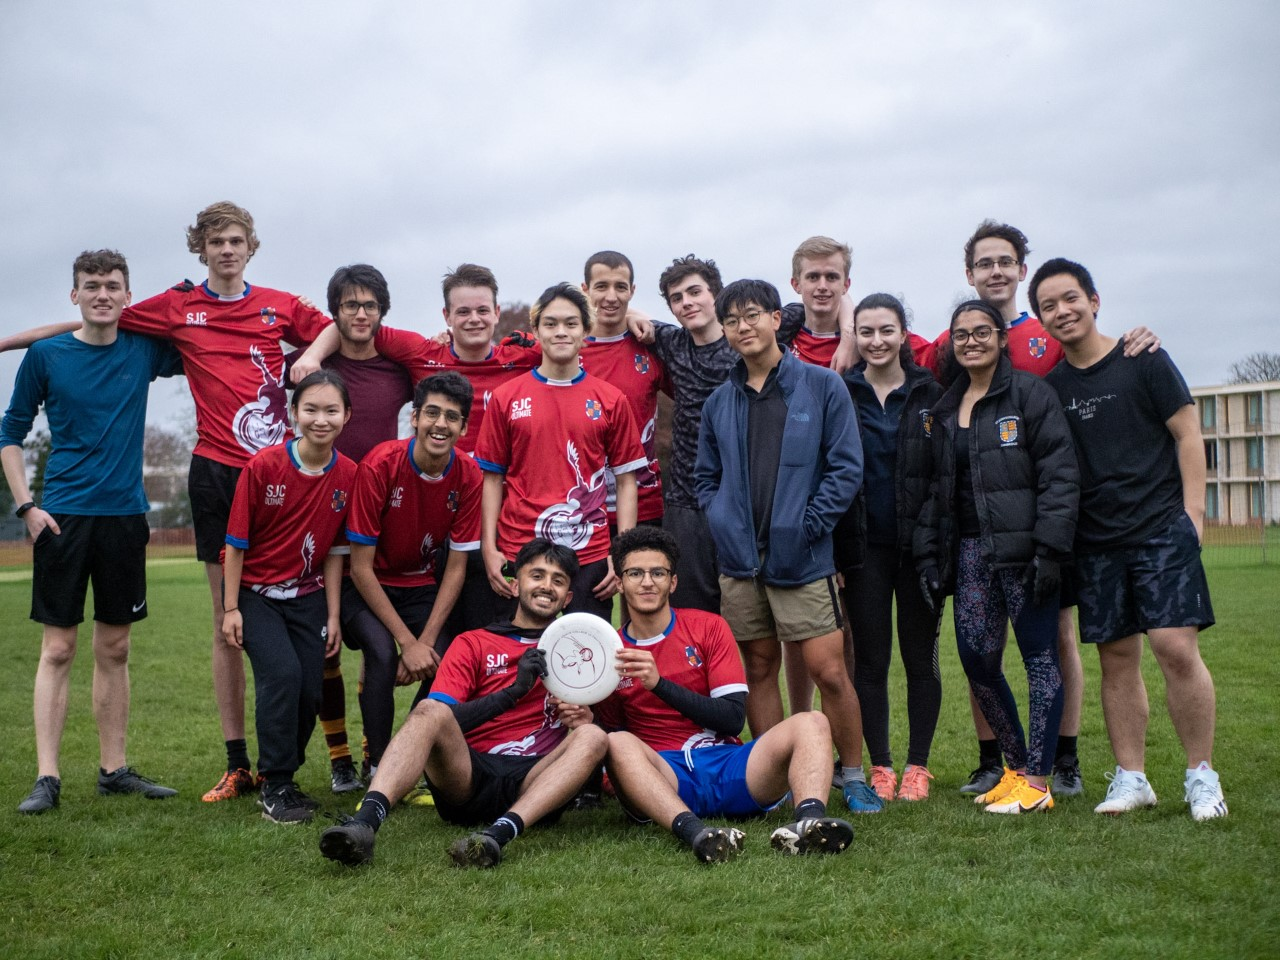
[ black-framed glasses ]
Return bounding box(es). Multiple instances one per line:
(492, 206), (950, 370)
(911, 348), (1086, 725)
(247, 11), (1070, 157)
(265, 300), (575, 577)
(972, 257), (1019, 272)
(951, 326), (997, 345)
(339, 299), (381, 316)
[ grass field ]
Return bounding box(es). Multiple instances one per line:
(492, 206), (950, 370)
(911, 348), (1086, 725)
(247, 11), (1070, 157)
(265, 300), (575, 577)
(1, 556), (1277, 959)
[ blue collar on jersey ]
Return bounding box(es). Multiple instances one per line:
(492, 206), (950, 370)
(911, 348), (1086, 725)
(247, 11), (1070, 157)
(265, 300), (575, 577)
(201, 280), (251, 301)
(622, 610), (676, 646)
(531, 367), (586, 386)
(1008, 311), (1030, 329)
(286, 437), (338, 473)
(406, 440), (453, 479)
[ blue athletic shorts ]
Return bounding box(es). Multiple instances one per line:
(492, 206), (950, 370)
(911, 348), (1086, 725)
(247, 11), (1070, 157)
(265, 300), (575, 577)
(1075, 511), (1215, 645)
(658, 741), (781, 818)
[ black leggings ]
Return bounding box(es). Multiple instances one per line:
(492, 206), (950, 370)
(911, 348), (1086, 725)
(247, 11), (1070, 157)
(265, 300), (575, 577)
(842, 544), (942, 768)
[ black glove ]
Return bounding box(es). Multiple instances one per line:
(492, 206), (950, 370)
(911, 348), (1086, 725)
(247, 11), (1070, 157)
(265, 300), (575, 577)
(1023, 555), (1061, 608)
(919, 566), (942, 613)
(508, 648), (548, 699)
(502, 329), (537, 348)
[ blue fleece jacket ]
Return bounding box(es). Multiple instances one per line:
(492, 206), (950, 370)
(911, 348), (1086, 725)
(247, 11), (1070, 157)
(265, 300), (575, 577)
(694, 350), (862, 586)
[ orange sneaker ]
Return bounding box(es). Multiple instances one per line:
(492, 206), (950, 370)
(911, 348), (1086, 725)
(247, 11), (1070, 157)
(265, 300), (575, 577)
(202, 768), (256, 803)
(974, 768), (1024, 805)
(869, 766), (898, 803)
(897, 765), (934, 801)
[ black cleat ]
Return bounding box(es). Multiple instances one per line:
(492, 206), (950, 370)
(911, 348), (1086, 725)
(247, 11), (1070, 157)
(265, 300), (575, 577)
(320, 817), (375, 865)
(958, 763), (1004, 795)
(1051, 755), (1084, 797)
(18, 776), (61, 814)
(770, 817), (854, 855)
(330, 758), (364, 795)
(98, 766), (177, 799)
(692, 826), (745, 864)
(259, 782), (316, 824)
(448, 832), (503, 869)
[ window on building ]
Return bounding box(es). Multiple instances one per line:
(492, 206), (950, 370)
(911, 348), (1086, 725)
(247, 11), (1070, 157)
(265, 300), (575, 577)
(1249, 482), (1264, 520)
(1199, 396), (1217, 431)
(1204, 440), (1218, 471)
(1246, 437), (1263, 474)
(1205, 485), (1219, 520)
(1246, 392), (1262, 429)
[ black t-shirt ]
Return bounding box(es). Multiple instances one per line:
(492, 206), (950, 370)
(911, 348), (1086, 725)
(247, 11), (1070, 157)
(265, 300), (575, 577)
(1045, 343), (1192, 550)
(746, 366), (787, 550)
(954, 426), (981, 537)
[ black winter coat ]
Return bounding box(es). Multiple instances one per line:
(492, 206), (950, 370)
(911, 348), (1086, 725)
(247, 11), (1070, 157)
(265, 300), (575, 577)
(834, 361), (941, 572)
(913, 355), (1079, 592)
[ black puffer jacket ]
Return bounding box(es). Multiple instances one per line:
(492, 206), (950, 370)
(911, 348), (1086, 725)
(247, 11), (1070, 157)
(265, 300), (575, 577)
(913, 355), (1078, 592)
(835, 361), (941, 572)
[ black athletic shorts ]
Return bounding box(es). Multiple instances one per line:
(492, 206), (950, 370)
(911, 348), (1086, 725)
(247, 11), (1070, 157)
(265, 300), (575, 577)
(339, 579), (437, 650)
(428, 749), (567, 827)
(189, 454), (242, 563)
(32, 514), (149, 627)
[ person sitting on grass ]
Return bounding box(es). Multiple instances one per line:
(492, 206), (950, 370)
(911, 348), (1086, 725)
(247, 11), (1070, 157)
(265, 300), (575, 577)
(597, 527), (855, 862)
(319, 538), (608, 869)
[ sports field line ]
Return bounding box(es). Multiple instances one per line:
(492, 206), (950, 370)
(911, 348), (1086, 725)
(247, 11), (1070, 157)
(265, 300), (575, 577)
(0, 556), (198, 583)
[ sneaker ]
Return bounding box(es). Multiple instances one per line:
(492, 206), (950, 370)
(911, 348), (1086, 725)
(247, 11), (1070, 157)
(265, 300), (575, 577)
(691, 826), (746, 864)
(570, 790), (603, 811)
(770, 817), (854, 855)
(448, 832), (503, 869)
(1185, 770), (1228, 822)
(896, 765), (934, 802)
(18, 776), (61, 814)
(985, 779), (1054, 814)
(1094, 768), (1158, 815)
(97, 766), (178, 799)
(330, 758), (363, 795)
(202, 768), (256, 803)
(842, 778), (885, 814)
(869, 765), (897, 803)
(959, 763), (1004, 795)
(259, 782), (316, 824)
(319, 817), (376, 865)
(974, 768), (1023, 805)
(1051, 755), (1084, 797)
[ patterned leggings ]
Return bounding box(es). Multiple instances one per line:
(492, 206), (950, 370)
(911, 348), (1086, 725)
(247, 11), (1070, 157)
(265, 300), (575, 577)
(953, 539), (1063, 777)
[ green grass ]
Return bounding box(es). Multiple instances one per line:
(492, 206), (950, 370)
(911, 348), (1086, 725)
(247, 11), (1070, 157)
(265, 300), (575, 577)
(1, 558), (1277, 959)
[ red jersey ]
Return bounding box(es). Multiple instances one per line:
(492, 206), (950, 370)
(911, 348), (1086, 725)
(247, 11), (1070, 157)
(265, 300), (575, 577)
(224, 439), (358, 599)
(909, 332), (937, 372)
(474, 370), (646, 564)
(596, 608), (748, 753)
(580, 332), (668, 524)
(345, 440), (482, 588)
(427, 627), (565, 755)
(372, 327), (539, 455)
(789, 326), (840, 367)
(121, 281), (331, 467)
(921, 313), (1064, 379)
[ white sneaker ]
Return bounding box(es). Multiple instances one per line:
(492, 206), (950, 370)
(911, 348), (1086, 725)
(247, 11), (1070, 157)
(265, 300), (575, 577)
(1185, 770), (1228, 821)
(1094, 768), (1158, 815)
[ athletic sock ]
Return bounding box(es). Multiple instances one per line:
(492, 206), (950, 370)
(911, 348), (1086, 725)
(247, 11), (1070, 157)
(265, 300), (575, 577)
(1055, 736), (1078, 761)
(484, 813), (525, 847)
(226, 739), (251, 773)
(355, 791), (391, 831)
(320, 664), (351, 762)
(842, 766), (866, 785)
(671, 811), (707, 847)
(1185, 761), (1217, 783)
(978, 739), (1002, 768)
(795, 798), (827, 820)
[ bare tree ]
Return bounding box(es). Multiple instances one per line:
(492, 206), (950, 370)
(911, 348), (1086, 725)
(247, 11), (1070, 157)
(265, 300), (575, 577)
(496, 301), (532, 342)
(1228, 352), (1280, 384)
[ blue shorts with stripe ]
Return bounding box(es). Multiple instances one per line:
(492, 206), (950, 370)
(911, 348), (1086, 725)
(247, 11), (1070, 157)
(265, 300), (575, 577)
(658, 741), (783, 818)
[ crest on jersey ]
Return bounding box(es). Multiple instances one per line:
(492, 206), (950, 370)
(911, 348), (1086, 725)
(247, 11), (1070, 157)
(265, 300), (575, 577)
(260, 307), (278, 326)
(920, 410), (934, 438)
(685, 645), (703, 668)
(1028, 336), (1047, 359)
(996, 416), (1020, 447)
(633, 354), (650, 375)
(585, 399), (603, 420)
(331, 489), (347, 512)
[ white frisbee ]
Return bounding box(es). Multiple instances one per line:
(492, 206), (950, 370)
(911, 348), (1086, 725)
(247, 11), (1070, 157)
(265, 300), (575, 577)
(537, 612), (622, 706)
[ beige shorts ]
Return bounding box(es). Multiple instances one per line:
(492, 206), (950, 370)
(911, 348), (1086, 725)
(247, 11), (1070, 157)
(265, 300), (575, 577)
(719, 573), (842, 644)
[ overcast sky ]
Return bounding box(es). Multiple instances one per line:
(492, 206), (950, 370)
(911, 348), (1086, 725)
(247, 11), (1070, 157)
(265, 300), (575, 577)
(2, 1), (1277, 429)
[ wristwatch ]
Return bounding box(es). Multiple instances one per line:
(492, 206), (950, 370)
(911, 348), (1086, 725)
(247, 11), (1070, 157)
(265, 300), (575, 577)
(15, 501), (35, 518)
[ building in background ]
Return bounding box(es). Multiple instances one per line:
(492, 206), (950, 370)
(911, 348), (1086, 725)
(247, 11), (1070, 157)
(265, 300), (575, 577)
(1193, 381), (1280, 526)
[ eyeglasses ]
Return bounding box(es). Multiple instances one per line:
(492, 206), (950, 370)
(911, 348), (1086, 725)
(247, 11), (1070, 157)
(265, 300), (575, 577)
(971, 257), (1019, 273)
(339, 300), (381, 316)
(621, 567), (671, 583)
(951, 326), (997, 345)
(722, 309), (769, 331)
(418, 405), (464, 425)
